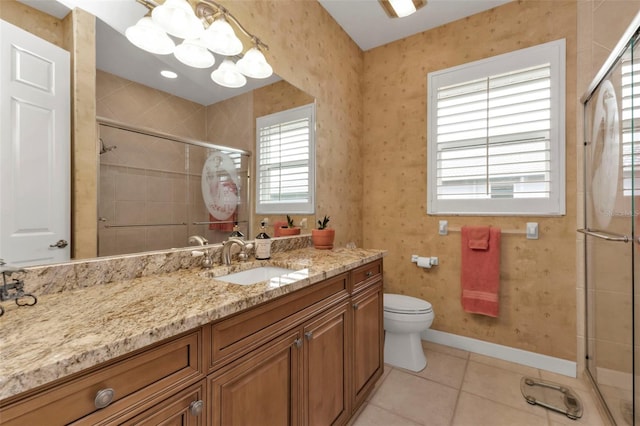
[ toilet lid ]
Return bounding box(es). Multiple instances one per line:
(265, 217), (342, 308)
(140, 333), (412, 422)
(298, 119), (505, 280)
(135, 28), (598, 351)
(384, 293), (432, 314)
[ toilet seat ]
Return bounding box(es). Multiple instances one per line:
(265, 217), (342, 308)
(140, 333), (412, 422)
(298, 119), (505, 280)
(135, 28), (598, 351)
(384, 293), (432, 315)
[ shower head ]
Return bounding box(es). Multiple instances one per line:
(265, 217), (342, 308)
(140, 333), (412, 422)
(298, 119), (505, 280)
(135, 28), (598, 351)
(99, 138), (117, 155)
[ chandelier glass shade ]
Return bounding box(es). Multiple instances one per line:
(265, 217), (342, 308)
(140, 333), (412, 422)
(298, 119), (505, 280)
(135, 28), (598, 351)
(126, 0), (272, 88)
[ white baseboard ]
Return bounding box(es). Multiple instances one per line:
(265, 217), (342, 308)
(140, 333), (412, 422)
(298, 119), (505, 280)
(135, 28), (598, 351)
(422, 329), (577, 378)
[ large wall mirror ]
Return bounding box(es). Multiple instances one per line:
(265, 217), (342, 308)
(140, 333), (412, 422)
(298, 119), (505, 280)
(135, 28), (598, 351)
(3, 1), (316, 265)
(93, 17), (315, 258)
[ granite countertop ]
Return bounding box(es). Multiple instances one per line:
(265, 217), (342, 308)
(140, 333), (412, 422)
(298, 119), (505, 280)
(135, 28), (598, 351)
(0, 247), (385, 402)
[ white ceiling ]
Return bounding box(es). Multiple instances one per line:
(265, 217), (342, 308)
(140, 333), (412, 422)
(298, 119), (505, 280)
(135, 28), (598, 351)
(318, 0), (514, 51)
(18, 0), (513, 104)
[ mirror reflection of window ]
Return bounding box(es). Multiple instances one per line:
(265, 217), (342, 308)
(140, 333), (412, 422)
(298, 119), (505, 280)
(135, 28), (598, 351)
(256, 103), (316, 215)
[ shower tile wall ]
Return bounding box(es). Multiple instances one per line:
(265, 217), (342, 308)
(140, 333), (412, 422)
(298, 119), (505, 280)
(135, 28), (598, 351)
(97, 71), (210, 256)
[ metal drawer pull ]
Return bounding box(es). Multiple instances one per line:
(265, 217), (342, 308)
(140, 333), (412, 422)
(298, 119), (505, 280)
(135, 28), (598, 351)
(577, 228), (629, 242)
(294, 338), (303, 348)
(353, 303), (359, 310)
(365, 271), (373, 277)
(304, 331), (313, 340)
(94, 388), (115, 409)
(189, 400), (204, 417)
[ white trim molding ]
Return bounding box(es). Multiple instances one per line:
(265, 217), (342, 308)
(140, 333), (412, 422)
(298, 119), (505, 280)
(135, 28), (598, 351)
(422, 329), (576, 378)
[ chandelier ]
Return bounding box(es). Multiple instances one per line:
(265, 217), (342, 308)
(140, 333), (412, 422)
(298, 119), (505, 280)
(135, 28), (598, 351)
(126, 0), (272, 88)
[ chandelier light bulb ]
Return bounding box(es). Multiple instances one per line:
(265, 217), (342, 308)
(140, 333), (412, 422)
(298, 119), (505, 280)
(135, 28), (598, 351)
(236, 47), (273, 79)
(201, 18), (243, 56)
(211, 59), (247, 88)
(174, 39), (215, 68)
(152, 0), (204, 40)
(125, 17), (175, 55)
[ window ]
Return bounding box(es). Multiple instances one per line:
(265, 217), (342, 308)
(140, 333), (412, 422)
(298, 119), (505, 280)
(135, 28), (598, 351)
(427, 39), (566, 216)
(256, 103), (315, 214)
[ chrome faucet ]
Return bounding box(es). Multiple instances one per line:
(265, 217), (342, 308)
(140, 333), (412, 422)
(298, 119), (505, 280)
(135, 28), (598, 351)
(0, 261), (37, 317)
(222, 237), (250, 265)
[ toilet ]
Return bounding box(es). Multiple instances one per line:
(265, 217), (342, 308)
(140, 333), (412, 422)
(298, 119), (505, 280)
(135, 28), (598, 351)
(383, 293), (434, 372)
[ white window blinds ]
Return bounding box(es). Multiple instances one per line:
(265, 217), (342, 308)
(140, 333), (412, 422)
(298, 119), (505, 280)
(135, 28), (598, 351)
(256, 103), (315, 214)
(622, 58), (640, 196)
(427, 39), (566, 216)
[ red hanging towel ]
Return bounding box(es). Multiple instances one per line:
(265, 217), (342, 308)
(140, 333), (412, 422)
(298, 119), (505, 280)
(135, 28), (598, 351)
(461, 226), (501, 317)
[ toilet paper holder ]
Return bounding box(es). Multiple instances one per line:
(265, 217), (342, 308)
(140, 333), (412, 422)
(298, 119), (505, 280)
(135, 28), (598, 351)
(411, 255), (438, 268)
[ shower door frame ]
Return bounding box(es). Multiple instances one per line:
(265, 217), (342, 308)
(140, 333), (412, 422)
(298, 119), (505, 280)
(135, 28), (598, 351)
(581, 11), (640, 426)
(96, 116), (252, 256)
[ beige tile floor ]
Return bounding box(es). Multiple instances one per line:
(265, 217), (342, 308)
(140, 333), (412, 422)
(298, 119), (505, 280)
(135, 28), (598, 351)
(350, 342), (609, 426)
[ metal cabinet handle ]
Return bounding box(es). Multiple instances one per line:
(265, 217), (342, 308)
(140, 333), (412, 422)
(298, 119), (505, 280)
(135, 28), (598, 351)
(189, 400), (204, 417)
(49, 239), (69, 248)
(293, 338), (303, 348)
(365, 271), (373, 277)
(304, 331), (313, 340)
(352, 303), (359, 310)
(94, 388), (115, 409)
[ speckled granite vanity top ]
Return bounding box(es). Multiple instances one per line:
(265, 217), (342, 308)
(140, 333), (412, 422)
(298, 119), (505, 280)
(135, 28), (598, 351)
(0, 247), (385, 401)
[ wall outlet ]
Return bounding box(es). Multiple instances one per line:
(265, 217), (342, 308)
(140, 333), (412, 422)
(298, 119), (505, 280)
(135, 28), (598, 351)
(411, 254), (419, 263)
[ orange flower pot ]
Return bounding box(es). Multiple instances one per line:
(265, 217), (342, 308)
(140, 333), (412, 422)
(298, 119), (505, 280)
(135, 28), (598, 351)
(312, 229), (335, 250)
(279, 227), (301, 236)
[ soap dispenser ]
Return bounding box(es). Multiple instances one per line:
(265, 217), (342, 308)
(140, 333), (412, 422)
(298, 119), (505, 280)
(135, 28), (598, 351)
(229, 223), (245, 240)
(255, 221), (271, 260)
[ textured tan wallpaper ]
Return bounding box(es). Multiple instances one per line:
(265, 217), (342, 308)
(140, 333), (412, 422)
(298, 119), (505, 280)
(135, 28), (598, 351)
(362, 0), (578, 360)
(222, 1), (365, 247)
(0, 0), (65, 47)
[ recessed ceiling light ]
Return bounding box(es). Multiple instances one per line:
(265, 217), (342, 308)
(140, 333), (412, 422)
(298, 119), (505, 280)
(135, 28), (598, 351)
(160, 70), (178, 79)
(379, 0), (426, 18)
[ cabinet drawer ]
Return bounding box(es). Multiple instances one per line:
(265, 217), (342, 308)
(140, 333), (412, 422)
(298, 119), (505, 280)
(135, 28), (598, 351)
(209, 273), (348, 370)
(2, 330), (203, 426)
(351, 260), (382, 293)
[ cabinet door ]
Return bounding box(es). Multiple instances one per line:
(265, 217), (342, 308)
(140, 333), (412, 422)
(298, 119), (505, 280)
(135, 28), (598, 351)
(119, 381), (206, 426)
(351, 281), (383, 408)
(303, 301), (350, 426)
(208, 330), (301, 426)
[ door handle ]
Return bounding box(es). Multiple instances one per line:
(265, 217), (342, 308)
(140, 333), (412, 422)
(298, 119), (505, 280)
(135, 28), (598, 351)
(577, 229), (629, 243)
(49, 239), (69, 248)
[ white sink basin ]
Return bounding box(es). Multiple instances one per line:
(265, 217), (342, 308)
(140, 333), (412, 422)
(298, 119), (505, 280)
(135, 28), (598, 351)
(216, 266), (297, 285)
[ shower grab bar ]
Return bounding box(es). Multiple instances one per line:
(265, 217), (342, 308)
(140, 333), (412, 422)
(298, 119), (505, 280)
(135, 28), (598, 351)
(192, 220), (249, 225)
(577, 228), (629, 243)
(104, 222), (188, 228)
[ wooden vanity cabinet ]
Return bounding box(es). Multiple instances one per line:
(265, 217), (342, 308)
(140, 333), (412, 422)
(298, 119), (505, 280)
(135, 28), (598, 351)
(302, 300), (351, 426)
(207, 260), (383, 426)
(206, 273), (351, 426)
(0, 330), (204, 426)
(119, 380), (206, 426)
(350, 260), (384, 409)
(0, 259), (383, 426)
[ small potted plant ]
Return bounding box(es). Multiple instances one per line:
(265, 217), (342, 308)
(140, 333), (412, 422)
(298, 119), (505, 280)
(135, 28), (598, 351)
(279, 215), (301, 236)
(312, 215), (334, 249)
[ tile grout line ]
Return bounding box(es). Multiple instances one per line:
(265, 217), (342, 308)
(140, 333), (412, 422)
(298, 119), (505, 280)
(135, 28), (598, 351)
(449, 353), (471, 426)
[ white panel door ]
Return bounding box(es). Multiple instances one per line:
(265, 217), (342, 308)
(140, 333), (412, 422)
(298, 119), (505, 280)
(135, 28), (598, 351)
(0, 19), (70, 267)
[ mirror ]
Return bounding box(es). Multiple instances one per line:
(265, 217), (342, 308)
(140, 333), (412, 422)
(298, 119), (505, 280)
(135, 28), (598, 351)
(1, 3), (316, 264)
(92, 18), (315, 258)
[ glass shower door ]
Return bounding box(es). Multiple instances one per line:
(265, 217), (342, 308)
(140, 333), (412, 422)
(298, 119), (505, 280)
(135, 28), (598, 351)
(584, 35), (636, 426)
